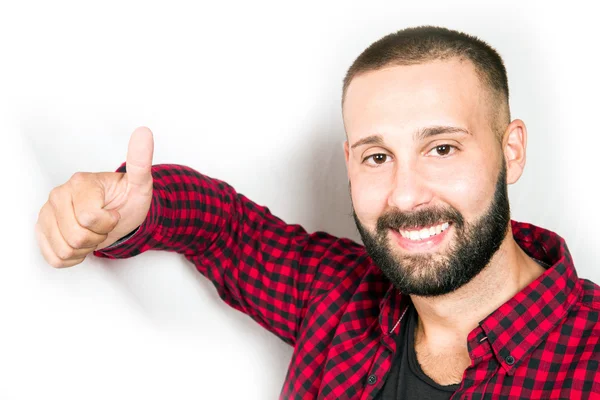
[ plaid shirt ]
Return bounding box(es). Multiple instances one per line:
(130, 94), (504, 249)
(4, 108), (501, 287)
(94, 163), (600, 399)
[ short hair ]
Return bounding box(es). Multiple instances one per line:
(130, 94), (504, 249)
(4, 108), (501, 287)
(342, 26), (510, 139)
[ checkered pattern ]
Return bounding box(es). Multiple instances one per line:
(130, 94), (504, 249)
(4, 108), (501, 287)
(94, 163), (600, 399)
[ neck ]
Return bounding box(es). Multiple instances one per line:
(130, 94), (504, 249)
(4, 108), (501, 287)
(410, 228), (546, 349)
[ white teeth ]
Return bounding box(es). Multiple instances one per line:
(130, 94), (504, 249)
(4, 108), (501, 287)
(399, 222), (450, 242)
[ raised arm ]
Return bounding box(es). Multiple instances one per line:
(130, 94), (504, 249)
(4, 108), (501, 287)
(93, 162), (348, 345)
(35, 127), (360, 346)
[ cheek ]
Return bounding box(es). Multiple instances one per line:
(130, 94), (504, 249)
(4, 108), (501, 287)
(350, 173), (391, 227)
(426, 159), (496, 217)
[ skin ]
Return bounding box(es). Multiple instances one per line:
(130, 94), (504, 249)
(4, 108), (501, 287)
(342, 58), (545, 385)
(35, 57), (545, 386)
(35, 127), (155, 268)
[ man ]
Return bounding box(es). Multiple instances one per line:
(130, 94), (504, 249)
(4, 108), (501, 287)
(35, 26), (600, 399)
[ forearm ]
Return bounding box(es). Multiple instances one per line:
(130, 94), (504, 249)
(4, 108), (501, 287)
(92, 161), (348, 345)
(93, 163), (230, 259)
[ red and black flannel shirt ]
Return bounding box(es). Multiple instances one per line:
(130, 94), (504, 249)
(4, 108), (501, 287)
(94, 163), (600, 399)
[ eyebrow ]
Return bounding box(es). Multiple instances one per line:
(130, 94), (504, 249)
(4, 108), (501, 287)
(349, 125), (471, 150)
(415, 125), (471, 140)
(350, 135), (385, 149)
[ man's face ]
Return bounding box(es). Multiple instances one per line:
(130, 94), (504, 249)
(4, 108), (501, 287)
(342, 59), (511, 296)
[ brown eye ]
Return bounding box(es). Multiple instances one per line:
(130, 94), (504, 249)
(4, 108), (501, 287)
(428, 144), (456, 157)
(436, 145), (451, 155)
(371, 154), (388, 164)
(363, 153), (393, 166)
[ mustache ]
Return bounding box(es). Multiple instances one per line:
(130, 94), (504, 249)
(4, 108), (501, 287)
(376, 207), (464, 232)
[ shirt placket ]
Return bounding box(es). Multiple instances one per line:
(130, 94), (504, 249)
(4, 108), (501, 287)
(361, 289), (411, 400)
(450, 325), (500, 398)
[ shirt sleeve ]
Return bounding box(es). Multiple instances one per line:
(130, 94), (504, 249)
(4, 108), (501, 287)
(101, 226), (140, 249)
(93, 162), (350, 346)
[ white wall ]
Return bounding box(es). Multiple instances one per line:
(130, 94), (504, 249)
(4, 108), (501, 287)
(1, 1), (599, 399)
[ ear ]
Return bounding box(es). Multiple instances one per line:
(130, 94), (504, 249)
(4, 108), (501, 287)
(502, 119), (527, 184)
(344, 140), (351, 180)
(344, 140), (350, 163)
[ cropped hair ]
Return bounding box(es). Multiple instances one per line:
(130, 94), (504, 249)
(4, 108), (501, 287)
(342, 26), (510, 137)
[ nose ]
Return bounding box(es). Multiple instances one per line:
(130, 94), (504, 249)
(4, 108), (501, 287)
(387, 162), (434, 211)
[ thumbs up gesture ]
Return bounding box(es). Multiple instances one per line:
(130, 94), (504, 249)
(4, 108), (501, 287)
(35, 127), (155, 268)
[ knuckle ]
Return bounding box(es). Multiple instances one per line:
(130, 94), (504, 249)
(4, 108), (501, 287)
(48, 187), (61, 207)
(35, 225), (48, 249)
(37, 204), (53, 229)
(56, 245), (75, 261)
(67, 230), (94, 249)
(70, 172), (89, 183)
(47, 256), (66, 269)
(67, 234), (85, 249)
(77, 210), (99, 228)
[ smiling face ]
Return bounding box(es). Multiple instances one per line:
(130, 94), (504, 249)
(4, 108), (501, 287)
(343, 58), (514, 296)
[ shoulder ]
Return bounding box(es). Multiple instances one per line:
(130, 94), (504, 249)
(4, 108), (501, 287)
(544, 279), (600, 354)
(562, 279), (600, 335)
(558, 279), (600, 361)
(544, 281), (600, 392)
(309, 234), (373, 291)
(578, 278), (600, 312)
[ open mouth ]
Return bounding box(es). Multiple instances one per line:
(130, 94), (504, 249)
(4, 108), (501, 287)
(398, 222), (451, 242)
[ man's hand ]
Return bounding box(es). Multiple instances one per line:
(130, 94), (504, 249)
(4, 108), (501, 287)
(35, 126), (155, 268)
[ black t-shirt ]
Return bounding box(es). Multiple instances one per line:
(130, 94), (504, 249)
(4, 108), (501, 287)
(375, 305), (460, 399)
(375, 259), (550, 399)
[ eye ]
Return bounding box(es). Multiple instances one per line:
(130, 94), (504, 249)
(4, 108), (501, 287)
(427, 144), (456, 157)
(363, 153), (392, 166)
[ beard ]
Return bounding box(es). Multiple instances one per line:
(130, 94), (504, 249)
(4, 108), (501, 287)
(353, 161), (511, 297)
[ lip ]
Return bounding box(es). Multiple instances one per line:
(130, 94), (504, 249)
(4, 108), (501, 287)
(390, 224), (452, 252)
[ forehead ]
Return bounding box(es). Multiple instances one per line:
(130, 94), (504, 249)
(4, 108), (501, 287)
(343, 59), (488, 142)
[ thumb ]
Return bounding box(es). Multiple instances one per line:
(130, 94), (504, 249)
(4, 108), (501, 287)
(125, 126), (154, 188)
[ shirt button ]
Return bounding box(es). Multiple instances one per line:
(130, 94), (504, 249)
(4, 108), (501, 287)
(367, 374), (377, 385)
(505, 355), (515, 365)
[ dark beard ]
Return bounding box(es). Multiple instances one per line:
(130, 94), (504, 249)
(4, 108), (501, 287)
(353, 161), (510, 297)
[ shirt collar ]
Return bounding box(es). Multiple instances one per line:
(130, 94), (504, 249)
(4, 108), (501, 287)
(470, 220), (583, 374)
(375, 220), (582, 372)
(378, 282), (410, 337)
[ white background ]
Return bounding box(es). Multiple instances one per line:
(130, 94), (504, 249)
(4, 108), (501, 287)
(1, 1), (599, 399)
